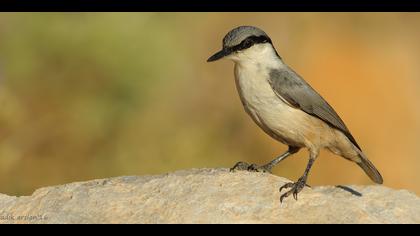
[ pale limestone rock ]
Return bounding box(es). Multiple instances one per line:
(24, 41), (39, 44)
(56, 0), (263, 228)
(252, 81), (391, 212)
(0, 168), (419, 224)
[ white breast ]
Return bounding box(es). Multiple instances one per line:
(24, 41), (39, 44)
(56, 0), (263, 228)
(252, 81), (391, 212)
(233, 62), (316, 147)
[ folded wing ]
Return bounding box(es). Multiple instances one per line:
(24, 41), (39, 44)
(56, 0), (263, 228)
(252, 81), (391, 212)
(268, 67), (361, 150)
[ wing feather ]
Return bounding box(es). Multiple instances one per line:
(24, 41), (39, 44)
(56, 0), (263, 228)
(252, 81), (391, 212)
(268, 67), (361, 150)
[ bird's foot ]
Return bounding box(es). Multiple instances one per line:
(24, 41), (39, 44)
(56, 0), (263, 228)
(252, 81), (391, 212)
(279, 177), (308, 203)
(230, 161), (272, 173)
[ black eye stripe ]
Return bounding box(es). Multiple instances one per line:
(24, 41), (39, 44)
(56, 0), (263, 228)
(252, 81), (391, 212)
(228, 35), (272, 52)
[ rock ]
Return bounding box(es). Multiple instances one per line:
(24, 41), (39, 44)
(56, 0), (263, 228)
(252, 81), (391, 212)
(0, 168), (419, 224)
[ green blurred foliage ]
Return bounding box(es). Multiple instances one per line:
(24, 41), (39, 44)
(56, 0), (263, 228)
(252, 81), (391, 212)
(0, 13), (419, 195)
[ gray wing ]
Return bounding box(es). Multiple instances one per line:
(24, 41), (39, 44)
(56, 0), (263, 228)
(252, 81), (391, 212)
(268, 67), (361, 150)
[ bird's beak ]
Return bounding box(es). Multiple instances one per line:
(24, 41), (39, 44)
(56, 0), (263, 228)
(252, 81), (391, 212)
(207, 48), (231, 62)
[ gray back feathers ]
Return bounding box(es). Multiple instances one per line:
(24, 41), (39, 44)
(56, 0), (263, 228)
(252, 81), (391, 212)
(223, 26), (268, 48)
(268, 67), (362, 151)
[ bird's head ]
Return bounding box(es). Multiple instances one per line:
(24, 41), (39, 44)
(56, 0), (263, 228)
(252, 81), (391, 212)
(207, 26), (280, 64)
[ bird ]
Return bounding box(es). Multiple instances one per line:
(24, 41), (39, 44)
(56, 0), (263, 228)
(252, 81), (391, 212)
(207, 26), (383, 202)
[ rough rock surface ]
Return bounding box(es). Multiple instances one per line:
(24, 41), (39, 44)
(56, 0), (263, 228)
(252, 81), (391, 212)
(0, 168), (419, 224)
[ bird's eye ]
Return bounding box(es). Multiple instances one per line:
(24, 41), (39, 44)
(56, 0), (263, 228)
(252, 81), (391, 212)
(242, 38), (254, 48)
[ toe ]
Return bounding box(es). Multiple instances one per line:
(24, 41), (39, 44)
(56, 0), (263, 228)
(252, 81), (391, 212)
(230, 162), (250, 171)
(293, 190), (299, 200)
(279, 179), (308, 202)
(247, 164), (259, 171)
(279, 182), (294, 193)
(247, 164), (271, 173)
(259, 165), (272, 173)
(280, 191), (291, 203)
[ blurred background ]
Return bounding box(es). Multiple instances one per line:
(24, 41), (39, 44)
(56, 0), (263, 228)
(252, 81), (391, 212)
(0, 13), (419, 196)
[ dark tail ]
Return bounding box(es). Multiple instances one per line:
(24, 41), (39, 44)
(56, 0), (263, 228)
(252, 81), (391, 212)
(356, 151), (383, 184)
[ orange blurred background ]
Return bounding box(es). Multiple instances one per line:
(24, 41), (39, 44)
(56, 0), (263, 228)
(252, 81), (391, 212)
(0, 13), (419, 196)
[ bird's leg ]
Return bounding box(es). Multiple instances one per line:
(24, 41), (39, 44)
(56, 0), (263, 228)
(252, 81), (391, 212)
(279, 151), (317, 203)
(230, 146), (300, 173)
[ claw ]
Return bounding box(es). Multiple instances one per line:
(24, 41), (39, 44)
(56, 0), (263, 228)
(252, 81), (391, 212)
(280, 194), (286, 203)
(248, 164), (272, 173)
(230, 162), (250, 172)
(280, 191), (290, 203)
(230, 162), (272, 173)
(278, 178), (307, 203)
(279, 182), (294, 193)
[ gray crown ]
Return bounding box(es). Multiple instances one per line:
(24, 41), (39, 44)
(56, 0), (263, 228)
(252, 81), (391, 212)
(222, 26), (269, 48)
